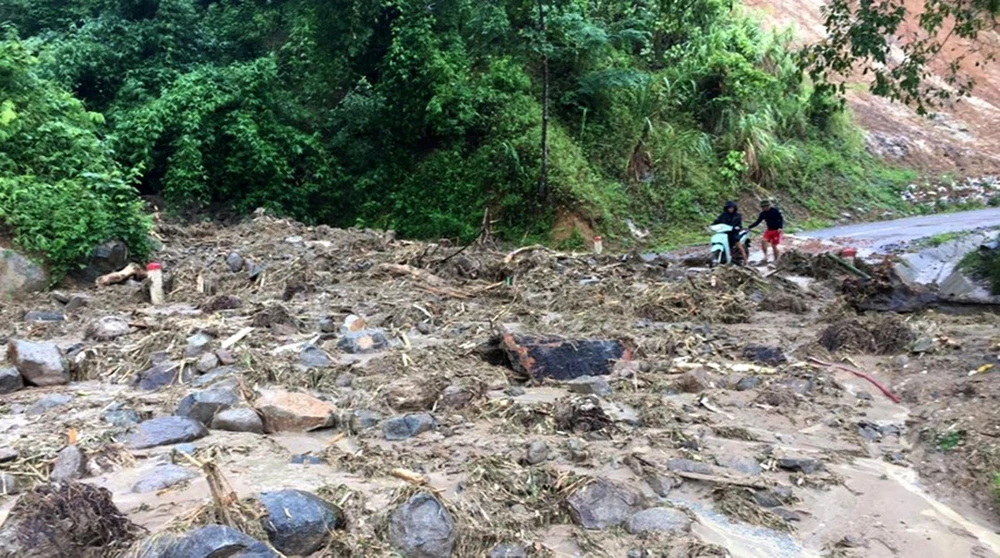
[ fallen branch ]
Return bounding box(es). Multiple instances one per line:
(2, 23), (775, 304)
(391, 468), (429, 486)
(672, 470), (770, 489)
(96, 263), (146, 287)
(824, 254), (872, 280)
(503, 244), (553, 264)
(808, 357), (901, 403)
(375, 263), (449, 288)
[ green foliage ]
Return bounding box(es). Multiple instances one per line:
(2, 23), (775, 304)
(4, 0), (916, 246)
(0, 32), (150, 278)
(961, 242), (1000, 295)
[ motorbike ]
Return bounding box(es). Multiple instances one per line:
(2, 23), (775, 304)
(708, 224), (750, 267)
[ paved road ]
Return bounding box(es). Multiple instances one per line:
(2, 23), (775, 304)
(803, 207), (1000, 254)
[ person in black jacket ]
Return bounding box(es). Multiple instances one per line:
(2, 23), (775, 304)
(748, 199), (784, 264)
(712, 201), (746, 264)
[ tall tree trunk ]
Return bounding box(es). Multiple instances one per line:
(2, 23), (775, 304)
(537, 0), (549, 200)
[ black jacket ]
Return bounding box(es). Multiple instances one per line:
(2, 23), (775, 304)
(713, 211), (743, 230)
(749, 207), (784, 230)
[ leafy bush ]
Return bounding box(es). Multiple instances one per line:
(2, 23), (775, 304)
(0, 32), (150, 278)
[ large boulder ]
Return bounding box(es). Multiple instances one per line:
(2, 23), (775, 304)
(86, 316), (131, 341)
(383, 413), (437, 441)
(50, 446), (87, 482)
(259, 489), (344, 556)
(566, 479), (644, 530)
(254, 389), (336, 432)
(134, 524), (278, 558)
(389, 492), (456, 558)
(0, 249), (48, 300)
(176, 386), (241, 426)
(7, 340), (68, 386)
(126, 416), (208, 450)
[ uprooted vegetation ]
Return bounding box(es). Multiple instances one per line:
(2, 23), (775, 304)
(1, 217), (999, 556)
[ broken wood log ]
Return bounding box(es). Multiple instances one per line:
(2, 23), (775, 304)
(96, 263), (146, 287)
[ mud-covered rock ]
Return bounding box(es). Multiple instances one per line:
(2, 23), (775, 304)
(104, 403), (141, 427)
(0, 473), (19, 495)
(667, 458), (713, 474)
(195, 352), (220, 373)
(489, 544), (528, 558)
(259, 489), (344, 556)
(184, 333), (213, 358)
(126, 416), (208, 449)
(777, 457), (823, 474)
(86, 316), (131, 340)
(566, 479), (643, 530)
(565, 376), (613, 397)
(384, 413), (437, 441)
(132, 464), (198, 493)
(389, 492), (457, 558)
(226, 252), (245, 272)
(23, 311), (64, 323)
(524, 440), (549, 465)
(752, 486), (793, 508)
(254, 389), (336, 432)
(675, 369), (712, 393)
(176, 386), (240, 425)
(50, 446), (87, 482)
(742, 344), (787, 366)
(734, 376), (762, 391)
(350, 409), (381, 431)
(211, 408), (264, 434)
(625, 507), (692, 535)
(0, 367), (24, 395)
(26, 393), (74, 416)
(132, 362), (192, 391)
(7, 340), (68, 387)
(716, 455), (761, 476)
(76, 240), (128, 283)
(299, 344), (332, 368)
(135, 524), (278, 558)
(0, 249), (48, 299)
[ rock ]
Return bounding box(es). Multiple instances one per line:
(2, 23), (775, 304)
(76, 240), (128, 283)
(735, 376), (762, 391)
(909, 336), (936, 354)
(192, 365), (239, 387)
(259, 489), (344, 556)
(0, 448), (18, 463)
(184, 333), (213, 358)
(254, 389), (336, 432)
(566, 439), (590, 463)
(524, 440), (549, 465)
(643, 472), (680, 497)
(337, 329), (390, 354)
(23, 311), (64, 323)
(341, 314), (367, 333)
(489, 544), (528, 558)
(318, 317), (337, 333)
(567, 479), (643, 530)
(26, 393), (74, 416)
(0, 367), (23, 395)
(716, 455), (761, 476)
(667, 459), (713, 475)
(132, 362), (192, 391)
(625, 507), (692, 535)
(132, 464), (198, 493)
(216, 348), (237, 365)
(350, 409), (381, 431)
(856, 391), (874, 401)
(772, 507), (804, 522)
(777, 457), (823, 474)
(211, 408), (264, 434)
(675, 369), (712, 393)
(65, 294), (91, 311)
(384, 413), (437, 441)
(177, 386), (240, 425)
(388, 492), (457, 558)
(126, 416), (209, 449)
(226, 252), (245, 272)
(86, 316), (131, 340)
(334, 372), (355, 388)
(104, 403), (140, 427)
(247, 261), (265, 281)
(438, 384), (475, 409)
(173, 443), (197, 457)
(565, 376), (613, 397)
(752, 486), (793, 508)
(416, 321), (432, 335)
(489, 334), (627, 381)
(0, 473), (18, 495)
(780, 377), (814, 395)
(50, 446), (87, 482)
(0, 249), (48, 299)
(135, 524), (278, 558)
(7, 340), (68, 386)
(290, 454), (324, 465)
(299, 344), (332, 368)
(742, 344), (787, 366)
(195, 352), (220, 373)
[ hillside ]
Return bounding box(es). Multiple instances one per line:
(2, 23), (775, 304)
(752, 0), (1000, 175)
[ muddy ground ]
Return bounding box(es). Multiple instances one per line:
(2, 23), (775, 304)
(1, 214), (1000, 557)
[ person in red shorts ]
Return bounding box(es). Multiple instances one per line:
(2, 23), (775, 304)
(748, 199), (784, 264)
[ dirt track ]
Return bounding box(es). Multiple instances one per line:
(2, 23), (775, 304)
(1, 215), (999, 557)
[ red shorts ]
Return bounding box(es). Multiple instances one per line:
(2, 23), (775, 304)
(763, 229), (782, 245)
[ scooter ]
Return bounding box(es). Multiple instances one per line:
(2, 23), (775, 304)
(708, 224), (750, 267)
